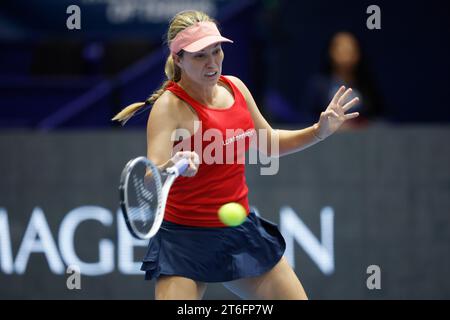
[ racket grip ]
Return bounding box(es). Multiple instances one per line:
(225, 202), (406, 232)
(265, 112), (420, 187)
(173, 158), (190, 175)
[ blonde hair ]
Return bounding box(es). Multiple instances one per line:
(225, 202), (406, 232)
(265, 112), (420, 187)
(112, 10), (215, 125)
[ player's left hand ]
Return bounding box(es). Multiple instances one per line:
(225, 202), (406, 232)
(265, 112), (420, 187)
(314, 86), (360, 140)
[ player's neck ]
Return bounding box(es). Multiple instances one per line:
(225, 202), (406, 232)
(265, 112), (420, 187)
(177, 77), (217, 106)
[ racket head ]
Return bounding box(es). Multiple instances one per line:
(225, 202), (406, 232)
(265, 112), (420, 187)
(119, 156), (163, 239)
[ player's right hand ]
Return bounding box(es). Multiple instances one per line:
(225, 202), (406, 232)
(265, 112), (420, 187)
(170, 151), (200, 177)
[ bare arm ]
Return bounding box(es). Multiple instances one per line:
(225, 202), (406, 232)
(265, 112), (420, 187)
(275, 125), (324, 156)
(146, 92), (179, 168)
(227, 76), (359, 157)
(146, 92), (199, 175)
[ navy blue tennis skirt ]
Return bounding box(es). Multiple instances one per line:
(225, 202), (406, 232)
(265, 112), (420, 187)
(141, 211), (286, 283)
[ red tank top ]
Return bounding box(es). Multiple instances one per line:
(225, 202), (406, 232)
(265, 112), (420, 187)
(163, 76), (256, 227)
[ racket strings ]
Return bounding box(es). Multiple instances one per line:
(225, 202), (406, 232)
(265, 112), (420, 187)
(121, 157), (165, 239)
(128, 169), (160, 230)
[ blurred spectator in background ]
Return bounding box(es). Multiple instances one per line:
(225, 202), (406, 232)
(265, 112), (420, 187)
(302, 31), (385, 127)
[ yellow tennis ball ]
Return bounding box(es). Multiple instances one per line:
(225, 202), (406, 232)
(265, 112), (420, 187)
(218, 202), (247, 227)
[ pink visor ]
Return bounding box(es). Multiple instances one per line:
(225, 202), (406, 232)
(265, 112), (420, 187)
(169, 21), (233, 54)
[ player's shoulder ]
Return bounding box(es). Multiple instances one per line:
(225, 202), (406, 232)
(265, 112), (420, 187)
(223, 75), (252, 101)
(151, 89), (188, 116)
(147, 90), (186, 126)
(223, 75), (247, 91)
(153, 89), (183, 109)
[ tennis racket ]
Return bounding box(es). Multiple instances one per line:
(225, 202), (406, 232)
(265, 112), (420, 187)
(119, 156), (189, 239)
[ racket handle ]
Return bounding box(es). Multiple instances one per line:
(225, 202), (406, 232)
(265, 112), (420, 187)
(172, 158), (190, 175)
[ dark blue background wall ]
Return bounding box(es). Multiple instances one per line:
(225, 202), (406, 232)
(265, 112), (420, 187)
(0, 0), (449, 128)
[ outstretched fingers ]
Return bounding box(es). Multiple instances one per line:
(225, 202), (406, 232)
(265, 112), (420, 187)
(342, 97), (360, 112)
(344, 112), (360, 120)
(338, 88), (353, 106)
(331, 86), (346, 105)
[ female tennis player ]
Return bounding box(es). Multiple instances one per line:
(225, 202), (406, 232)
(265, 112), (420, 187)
(112, 10), (359, 300)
